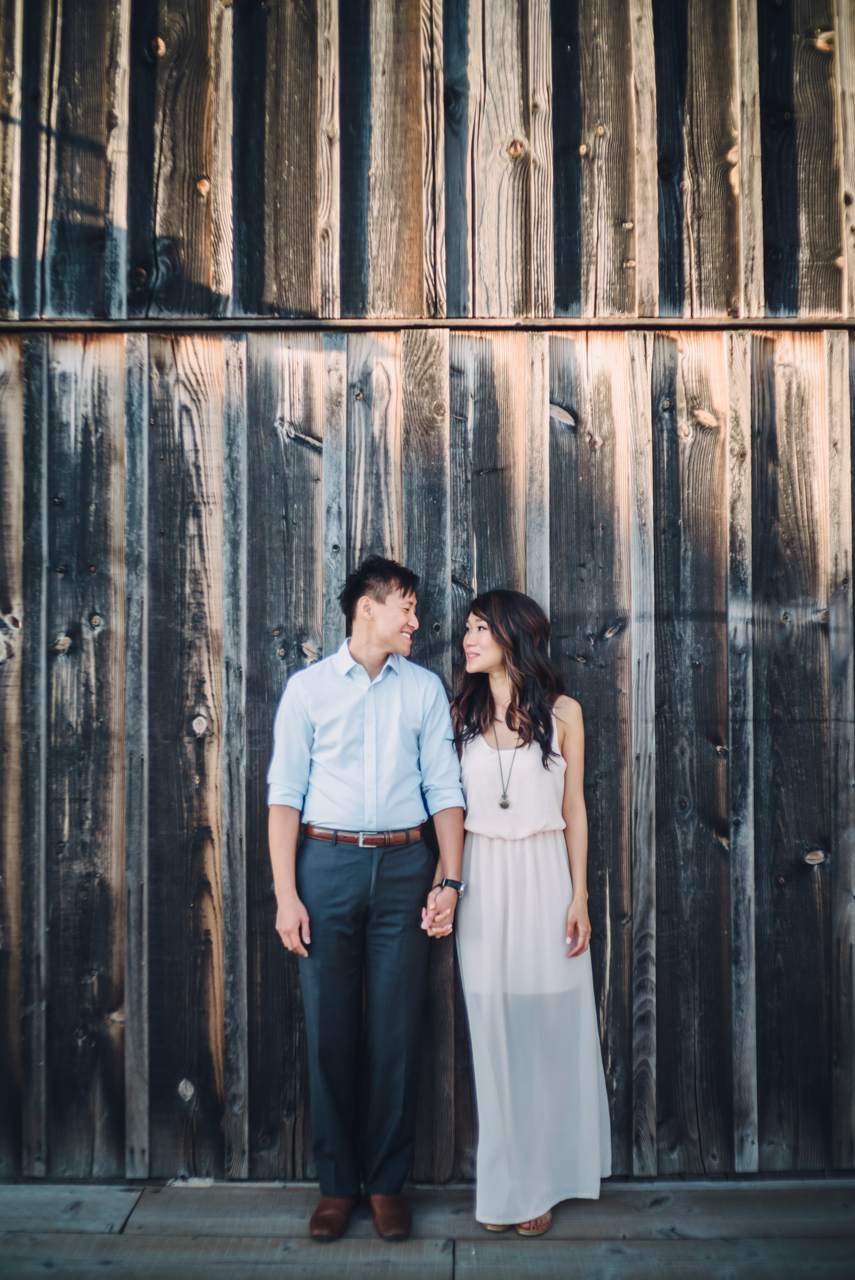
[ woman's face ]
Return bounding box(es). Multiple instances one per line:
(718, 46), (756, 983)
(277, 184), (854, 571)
(463, 613), (506, 676)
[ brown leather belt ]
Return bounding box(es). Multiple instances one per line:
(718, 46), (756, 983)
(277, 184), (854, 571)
(304, 823), (424, 848)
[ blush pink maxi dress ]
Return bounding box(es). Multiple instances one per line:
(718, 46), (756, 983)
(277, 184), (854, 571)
(455, 717), (612, 1225)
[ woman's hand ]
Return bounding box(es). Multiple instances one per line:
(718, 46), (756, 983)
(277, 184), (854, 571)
(565, 897), (591, 957)
(421, 885), (458, 936)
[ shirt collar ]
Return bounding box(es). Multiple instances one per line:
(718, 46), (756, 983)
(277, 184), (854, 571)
(333, 638), (402, 680)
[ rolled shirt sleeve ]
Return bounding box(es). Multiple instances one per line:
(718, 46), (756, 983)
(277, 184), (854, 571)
(267, 673), (314, 809)
(418, 677), (465, 815)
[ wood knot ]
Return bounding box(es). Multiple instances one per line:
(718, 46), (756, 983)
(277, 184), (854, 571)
(177, 1079), (195, 1101)
(432, 401), (446, 417)
(804, 850), (826, 866)
(130, 266), (147, 286)
(692, 408), (718, 429)
(106, 109), (119, 132)
(152, 36), (166, 57)
(90, 615), (101, 629)
(813, 30), (834, 53)
(55, 635), (72, 653)
(508, 138), (525, 159)
(196, 177), (211, 197)
(192, 715), (208, 737)
(578, 143), (588, 156)
(596, 124), (605, 136)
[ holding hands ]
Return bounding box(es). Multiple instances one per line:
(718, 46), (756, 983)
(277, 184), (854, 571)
(421, 885), (458, 936)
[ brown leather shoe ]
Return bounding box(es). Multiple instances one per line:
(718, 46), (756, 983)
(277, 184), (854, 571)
(309, 1195), (360, 1242)
(369, 1193), (412, 1241)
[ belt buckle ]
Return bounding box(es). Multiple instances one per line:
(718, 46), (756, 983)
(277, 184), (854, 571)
(358, 831), (369, 848)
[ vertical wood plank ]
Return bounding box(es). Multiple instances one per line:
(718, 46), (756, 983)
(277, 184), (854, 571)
(579, 0), (636, 317)
(829, 330), (854, 1167)
(131, 1), (214, 316)
(752, 331), (830, 1170)
(17, 0), (58, 319)
(0, 0), (23, 317)
(0, 336), (23, 1174)
(123, 330), (148, 1178)
(20, 333), (48, 1175)
(422, 0), (446, 318)
(347, 332), (403, 566)
(626, 330), (656, 1176)
(652, 330), (732, 1174)
(246, 334), (323, 1179)
(443, 0), (474, 317)
(551, 0), (583, 317)
(45, 335), (125, 1177)
(402, 327), (454, 1181)
(148, 334), (224, 1176)
(794, 0), (842, 314)
(322, 333), (347, 656)
(525, 330), (549, 612)
(366, 0), (426, 316)
(630, 0), (659, 318)
(42, 0), (130, 317)
(682, 0), (741, 316)
(222, 333), (247, 1177)
(838, 0), (855, 318)
(548, 331), (633, 1175)
(652, 0), (688, 317)
(318, 0), (340, 319)
(529, 0), (554, 318)
(210, 0), (232, 316)
(735, 0), (764, 317)
(338, 0), (370, 317)
(726, 328), (758, 1172)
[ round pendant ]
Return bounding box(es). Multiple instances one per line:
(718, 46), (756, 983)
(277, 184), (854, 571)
(499, 796), (510, 809)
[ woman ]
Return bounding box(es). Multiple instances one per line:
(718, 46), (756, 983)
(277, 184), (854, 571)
(425, 589), (611, 1234)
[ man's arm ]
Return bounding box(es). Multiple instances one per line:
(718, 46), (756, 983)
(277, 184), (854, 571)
(269, 805), (311, 955)
(417, 677), (466, 935)
(422, 805), (464, 936)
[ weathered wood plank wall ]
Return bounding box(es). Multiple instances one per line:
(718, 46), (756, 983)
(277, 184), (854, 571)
(2, 328), (853, 1180)
(4, 0), (855, 321)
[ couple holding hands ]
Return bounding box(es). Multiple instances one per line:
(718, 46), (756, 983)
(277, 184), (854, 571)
(267, 555), (611, 1243)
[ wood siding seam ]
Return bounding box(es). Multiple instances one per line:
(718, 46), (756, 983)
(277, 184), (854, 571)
(627, 329), (656, 1176)
(318, 0), (341, 319)
(123, 330), (148, 1178)
(0, 0), (24, 319)
(20, 332), (48, 1175)
(828, 328), (854, 1167)
(726, 327), (758, 1172)
(221, 333), (247, 1177)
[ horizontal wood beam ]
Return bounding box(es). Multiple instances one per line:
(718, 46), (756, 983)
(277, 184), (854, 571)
(3, 317), (855, 334)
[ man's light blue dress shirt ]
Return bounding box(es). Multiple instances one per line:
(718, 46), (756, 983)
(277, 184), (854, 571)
(267, 638), (464, 830)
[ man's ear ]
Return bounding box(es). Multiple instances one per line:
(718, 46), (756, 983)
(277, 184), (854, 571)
(356, 594), (374, 622)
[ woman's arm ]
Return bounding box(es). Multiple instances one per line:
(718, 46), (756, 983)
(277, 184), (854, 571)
(554, 695), (592, 956)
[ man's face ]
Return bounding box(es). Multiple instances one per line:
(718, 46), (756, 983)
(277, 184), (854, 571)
(359, 587), (419, 656)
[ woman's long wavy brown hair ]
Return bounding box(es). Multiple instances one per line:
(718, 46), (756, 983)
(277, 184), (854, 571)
(451, 589), (565, 767)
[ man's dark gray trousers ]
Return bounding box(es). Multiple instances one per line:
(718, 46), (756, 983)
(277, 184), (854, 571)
(296, 832), (436, 1196)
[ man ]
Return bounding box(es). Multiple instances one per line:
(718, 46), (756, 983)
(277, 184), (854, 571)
(267, 555), (465, 1243)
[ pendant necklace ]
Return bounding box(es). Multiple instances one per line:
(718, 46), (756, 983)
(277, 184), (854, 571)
(492, 723), (518, 809)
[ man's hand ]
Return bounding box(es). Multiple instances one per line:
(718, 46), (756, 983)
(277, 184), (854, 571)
(276, 893), (311, 957)
(421, 885), (458, 937)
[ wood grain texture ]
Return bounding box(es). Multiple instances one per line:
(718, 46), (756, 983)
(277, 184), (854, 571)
(793, 0), (842, 314)
(210, 0), (232, 316)
(726, 328), (758, 1173)
(736, 0), (764, 317)
(318, 0), (340, 318)
(752, 331), (830, 1170)
(221, 333), (247, 1177)
(652, 331), (732, 1175)
(682, 0), (741, 316)
(579, 0), (636, 316)
(757, 0), (798, 315)
(245, 333), (323, 1179)
(422, 0), (446, 318)
(529, 0), (554, 318)
(322, 333), (347, 655)
(829, 330), (854, 1168)
(551, 0), (583, 317)
(630, 0), (659, 317)
(122, 330), (149, 1178)
(403, 327), (453, 1181)
(0, 0), (23, 317)
(626, 330), (656, 1176)
(20, 334), (48, 1175)
(44, 335), (125, 1177)
(0, 335), (23, 1174)
(347, 331), (403, 566)
(839, 0), (855, 318)
(147, 334), (224, 1176)
(135, 1), (214, 315)
(548, 332), (633, 1175)
(652, 0), (688, 317)
(525, 330), (549, 611)
(17, 0), (57, 319)
(366, 0), (426, 316)
(42, 0), (130, 317)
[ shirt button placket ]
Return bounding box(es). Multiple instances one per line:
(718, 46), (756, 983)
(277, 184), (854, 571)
(365, 684), (377, 830)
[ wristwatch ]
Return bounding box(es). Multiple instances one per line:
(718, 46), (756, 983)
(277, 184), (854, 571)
(439, 877), (465, 898)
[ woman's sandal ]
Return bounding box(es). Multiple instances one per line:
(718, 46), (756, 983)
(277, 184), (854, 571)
(479, 1222), (513, 1232)
(515, 1210), (553, 1237)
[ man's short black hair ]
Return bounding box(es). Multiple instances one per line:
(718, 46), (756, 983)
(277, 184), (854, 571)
(338, 554), (419, 622)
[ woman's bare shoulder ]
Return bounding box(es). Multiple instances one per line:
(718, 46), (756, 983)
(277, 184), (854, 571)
(552, 694), (583, 726)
